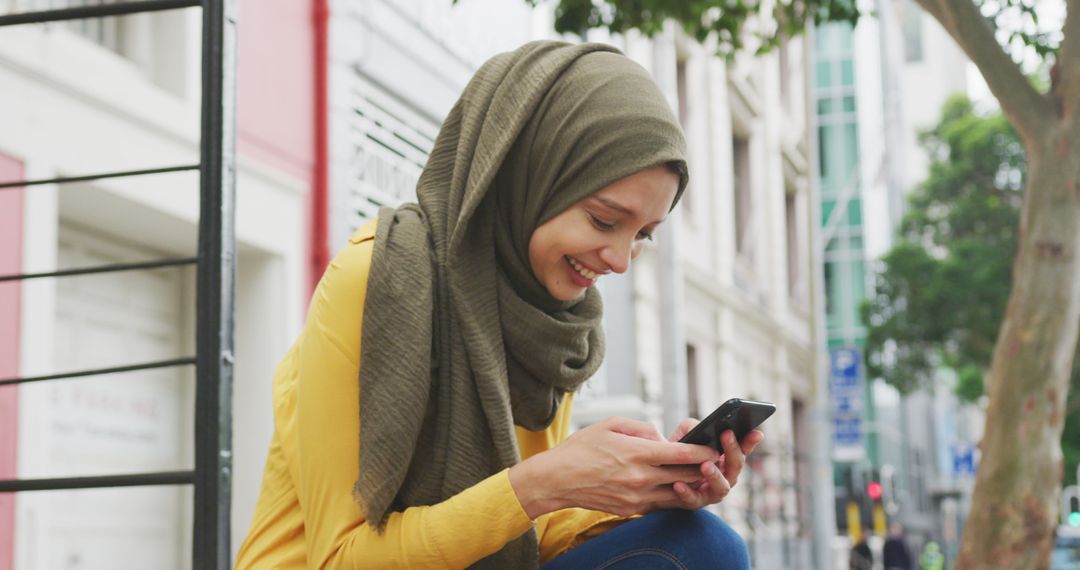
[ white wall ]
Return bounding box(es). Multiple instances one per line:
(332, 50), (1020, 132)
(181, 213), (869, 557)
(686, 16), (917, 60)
(1, 19), (307, 568)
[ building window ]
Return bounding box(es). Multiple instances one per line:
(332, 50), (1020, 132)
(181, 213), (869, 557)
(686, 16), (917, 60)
(785, 191), (800, 297)
(903, 0), (924, 62)
(686, 343), (699, 420)
(733, 134), (753, 257)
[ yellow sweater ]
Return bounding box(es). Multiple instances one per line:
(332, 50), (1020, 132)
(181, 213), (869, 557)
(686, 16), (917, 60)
(235, 220), (626, 569)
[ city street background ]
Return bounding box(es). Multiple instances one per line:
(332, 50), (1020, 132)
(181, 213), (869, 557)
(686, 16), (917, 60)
(0, 0), (1077, 569)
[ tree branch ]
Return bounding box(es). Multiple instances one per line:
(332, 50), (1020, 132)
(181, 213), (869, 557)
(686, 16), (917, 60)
(1060, 0), (1080, 132)
(914, 0), (1055, 147)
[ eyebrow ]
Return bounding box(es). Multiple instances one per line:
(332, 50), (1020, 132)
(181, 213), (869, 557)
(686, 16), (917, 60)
(592, 195), (665, 225)
(593, 195), (636, 217)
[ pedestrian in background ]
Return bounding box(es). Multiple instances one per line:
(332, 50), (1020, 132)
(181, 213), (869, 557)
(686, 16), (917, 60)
(883, 522), (913, 570)
(850, 525), (874, 570)
(234, 40), (764, 569)
(920, 541), (945, 570)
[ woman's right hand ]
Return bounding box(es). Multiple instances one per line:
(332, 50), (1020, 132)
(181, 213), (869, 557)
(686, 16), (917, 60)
(508, 417), (720, 519)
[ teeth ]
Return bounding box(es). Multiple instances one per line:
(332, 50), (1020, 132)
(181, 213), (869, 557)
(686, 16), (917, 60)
(567, 256), (598, 280)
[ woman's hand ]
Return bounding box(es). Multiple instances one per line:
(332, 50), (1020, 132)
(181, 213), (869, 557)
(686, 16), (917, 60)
(665, 418), (765, 510)
(508, 417), (720, 519)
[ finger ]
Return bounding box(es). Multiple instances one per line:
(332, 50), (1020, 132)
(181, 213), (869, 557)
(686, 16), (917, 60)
(607, 417), (665, 442)
(740, 429), (765, 456)
(719, 430), (745, 486)
(669, 418), (700, 442)
(700, 461), (733, 504)
(653, 464), (706, 484)
(671, 479), (706, 509)
(636, 438), (719, 466)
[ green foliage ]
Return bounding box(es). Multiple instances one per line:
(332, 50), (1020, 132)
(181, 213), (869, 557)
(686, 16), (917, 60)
(507, 0), (1062, 61)
(1067, 361), (1080, 486)
(522, 0), (860, 56)
(860, 94), (1080, 481)
(862, 95), (1024, 400)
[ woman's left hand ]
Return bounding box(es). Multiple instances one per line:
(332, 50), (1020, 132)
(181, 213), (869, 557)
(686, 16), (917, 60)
(664, 418), (764, 509)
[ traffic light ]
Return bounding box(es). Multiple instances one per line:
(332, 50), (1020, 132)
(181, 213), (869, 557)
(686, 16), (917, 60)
(1063, 485), (1080, 527)
(867, 480), (883, 501)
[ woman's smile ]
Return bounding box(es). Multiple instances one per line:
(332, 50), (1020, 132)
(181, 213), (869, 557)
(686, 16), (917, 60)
(565, 255), (602, 287)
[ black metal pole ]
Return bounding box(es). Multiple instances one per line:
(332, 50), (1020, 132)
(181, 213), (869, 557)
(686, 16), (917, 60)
(0, 0), (199, 26)
(0, 257), (198, 282)
(0, 471), (195, 492)
(0, 164), (199, 190)
(194, 0), (237, 567)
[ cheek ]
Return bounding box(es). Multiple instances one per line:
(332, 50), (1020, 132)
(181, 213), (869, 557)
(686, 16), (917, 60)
(528, 226), (561, 277)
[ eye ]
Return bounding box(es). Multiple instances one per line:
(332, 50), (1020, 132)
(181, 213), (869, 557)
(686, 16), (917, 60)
(588, 213), (615, 232)
(636, 231), (654, 242)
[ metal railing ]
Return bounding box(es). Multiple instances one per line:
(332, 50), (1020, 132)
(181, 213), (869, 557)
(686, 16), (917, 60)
(0, 0), (237, 567)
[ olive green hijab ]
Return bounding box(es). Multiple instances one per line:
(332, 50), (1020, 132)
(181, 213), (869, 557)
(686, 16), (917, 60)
(355, 40), (688, 568)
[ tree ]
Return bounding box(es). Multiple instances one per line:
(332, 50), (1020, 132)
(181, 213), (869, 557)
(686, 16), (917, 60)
(861, 94), (1080, 499)
(533, 0), (1079, 566)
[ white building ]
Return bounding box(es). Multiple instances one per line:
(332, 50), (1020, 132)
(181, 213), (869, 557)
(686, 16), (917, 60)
(0, 2), (313, 567)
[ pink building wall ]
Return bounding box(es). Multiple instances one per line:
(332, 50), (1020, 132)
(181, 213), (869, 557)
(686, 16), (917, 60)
(0, 153), (23, 570)
(236, 0), (315, 185)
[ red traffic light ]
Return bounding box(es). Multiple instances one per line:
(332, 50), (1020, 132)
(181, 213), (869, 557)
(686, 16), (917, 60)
(867, 481), (883, 500)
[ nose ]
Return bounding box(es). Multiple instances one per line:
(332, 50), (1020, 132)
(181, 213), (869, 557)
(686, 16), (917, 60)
(599, 238), (634, 274)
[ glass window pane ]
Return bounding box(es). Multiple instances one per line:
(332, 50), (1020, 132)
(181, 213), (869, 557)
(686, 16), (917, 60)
(825, 262), (839, 327)
(843, 95), (856, 112)
(848, 198), (862, 225)
(818, 98), (835, 115)
(840, 59), (855, 86)
(818, 124), (834, 184)
(843, 122), (859, 168)
(816, 61), (832, 88)
(837, 24), (854, 52)
(851, 259), (867, 302)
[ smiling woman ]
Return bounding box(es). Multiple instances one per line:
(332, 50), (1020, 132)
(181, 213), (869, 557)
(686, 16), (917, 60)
(235, 40), (762, 570)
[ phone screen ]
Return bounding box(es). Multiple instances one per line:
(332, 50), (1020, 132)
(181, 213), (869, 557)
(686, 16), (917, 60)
(678, 398), (776, 454)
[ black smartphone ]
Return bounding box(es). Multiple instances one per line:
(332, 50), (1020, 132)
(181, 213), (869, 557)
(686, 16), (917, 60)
(678, 398), (776, 455)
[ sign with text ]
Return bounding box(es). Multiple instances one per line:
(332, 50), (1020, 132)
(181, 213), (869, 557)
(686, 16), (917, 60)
(830, 347), (865, 462)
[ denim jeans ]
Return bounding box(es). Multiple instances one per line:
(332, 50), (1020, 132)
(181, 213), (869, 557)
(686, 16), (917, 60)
(541, 509), (751, 570)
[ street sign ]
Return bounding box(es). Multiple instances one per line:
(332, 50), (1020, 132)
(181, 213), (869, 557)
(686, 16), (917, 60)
(830, 347), (865, 462)
(952, 443), (977, 478)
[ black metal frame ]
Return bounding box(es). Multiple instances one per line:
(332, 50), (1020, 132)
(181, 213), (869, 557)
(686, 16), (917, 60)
(0, 1), (237, 567)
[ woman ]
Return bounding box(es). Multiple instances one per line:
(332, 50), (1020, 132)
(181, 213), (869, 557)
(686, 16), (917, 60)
(235, 40), (763, 569)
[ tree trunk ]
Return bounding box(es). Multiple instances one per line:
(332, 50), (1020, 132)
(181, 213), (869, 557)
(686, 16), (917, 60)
(957, 126), (1080, 568)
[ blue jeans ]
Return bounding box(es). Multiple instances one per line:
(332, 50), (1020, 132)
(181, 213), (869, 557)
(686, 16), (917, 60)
(541, 509), (750, 570)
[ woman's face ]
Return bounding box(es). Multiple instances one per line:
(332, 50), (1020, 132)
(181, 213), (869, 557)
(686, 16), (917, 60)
(529, 164), (680, 301)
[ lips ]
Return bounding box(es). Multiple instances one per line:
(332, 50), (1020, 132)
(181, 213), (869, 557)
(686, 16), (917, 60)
(564, 256), (599, 287)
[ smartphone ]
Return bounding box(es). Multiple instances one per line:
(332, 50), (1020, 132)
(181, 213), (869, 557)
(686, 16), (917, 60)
(678, 398), (776, 455)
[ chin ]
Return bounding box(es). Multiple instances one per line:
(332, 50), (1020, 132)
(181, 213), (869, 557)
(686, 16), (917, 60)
(550, 286), (585, 302)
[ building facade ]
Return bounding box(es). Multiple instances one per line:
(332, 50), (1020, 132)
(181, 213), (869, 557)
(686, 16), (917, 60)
(0, 1), (315, 567)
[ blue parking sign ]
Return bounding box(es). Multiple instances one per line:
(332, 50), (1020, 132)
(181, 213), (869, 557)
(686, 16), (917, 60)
(830, 347), (865, 461)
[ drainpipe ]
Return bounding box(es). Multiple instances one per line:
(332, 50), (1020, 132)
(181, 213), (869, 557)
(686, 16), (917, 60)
(311, 0), (330, 296)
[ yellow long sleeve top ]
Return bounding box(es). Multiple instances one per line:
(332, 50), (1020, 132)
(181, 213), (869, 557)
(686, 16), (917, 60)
(235, 221), (626, 569)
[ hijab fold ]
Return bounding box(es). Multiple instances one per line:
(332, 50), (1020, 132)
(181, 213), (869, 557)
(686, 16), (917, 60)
(354, 40), (688, 569)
